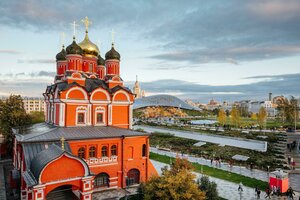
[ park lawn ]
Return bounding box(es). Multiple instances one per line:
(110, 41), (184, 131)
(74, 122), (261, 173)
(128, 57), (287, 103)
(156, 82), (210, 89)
(150, 152), (269, 190)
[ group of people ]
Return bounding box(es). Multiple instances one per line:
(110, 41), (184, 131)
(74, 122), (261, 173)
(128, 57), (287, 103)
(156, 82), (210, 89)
(210, 157), (222, 168)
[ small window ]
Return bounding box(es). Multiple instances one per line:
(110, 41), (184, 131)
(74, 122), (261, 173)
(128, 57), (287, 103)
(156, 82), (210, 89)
(96, 113), (104, 123)
(94, 173), (109, 188)
(111, 145), (117, 156)
(102, 146), (108, 157)
(89, 146), (96, 158)
(77, 113), (85, 124)
(142, 144), (147, 157)
(78, 147), (85, 159)
(89, 63), (93, 72)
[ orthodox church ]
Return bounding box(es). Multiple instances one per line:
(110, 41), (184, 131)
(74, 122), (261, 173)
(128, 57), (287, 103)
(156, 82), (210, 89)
(12, 17), (157, 200)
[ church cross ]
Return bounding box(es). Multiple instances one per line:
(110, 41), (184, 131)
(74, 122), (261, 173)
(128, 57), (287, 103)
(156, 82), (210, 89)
(71, 21), (79, 39)
(82, 16), (92, 32)
(60, 136), (65, 150)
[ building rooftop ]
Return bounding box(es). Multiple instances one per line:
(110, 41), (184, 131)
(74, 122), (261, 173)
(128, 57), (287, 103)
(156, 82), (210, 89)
(13, 123), (150, 143)
(133, 94), (201, 111)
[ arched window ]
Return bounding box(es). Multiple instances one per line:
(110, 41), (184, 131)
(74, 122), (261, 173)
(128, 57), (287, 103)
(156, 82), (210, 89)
(78, 147), (85, 159)
(127, 169), (140, 186)
(142, 144), (147, 157)
(89, 146), (96, 158)
(111, 145), (117, 156)
(128, 146), (133, 159)
(94, 173), (109, 188)
(101, 146), (108, 157)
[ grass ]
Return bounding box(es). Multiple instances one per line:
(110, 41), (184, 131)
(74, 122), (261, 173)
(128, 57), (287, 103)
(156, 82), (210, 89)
(150, 152), (269, 190)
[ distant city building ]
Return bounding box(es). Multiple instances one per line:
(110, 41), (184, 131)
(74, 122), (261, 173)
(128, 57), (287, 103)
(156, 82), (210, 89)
(0, 96), (45, 113)
(206, 98), (221, 110)
(237, 100), (277, 117)
(23, 97), (45, 113)
(133, 75), (145, 99)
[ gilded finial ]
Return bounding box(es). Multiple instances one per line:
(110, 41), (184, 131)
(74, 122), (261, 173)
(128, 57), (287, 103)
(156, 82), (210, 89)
(71, 21), (79, 40)
(60, 136), (65, 150)
(82, 16), (92, 33)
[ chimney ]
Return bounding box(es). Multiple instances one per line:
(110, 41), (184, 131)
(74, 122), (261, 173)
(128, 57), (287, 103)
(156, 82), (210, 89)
(269, 92), (272, 101)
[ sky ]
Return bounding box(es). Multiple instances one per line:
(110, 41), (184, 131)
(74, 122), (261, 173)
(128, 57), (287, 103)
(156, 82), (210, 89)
(0, 0), (300, 102)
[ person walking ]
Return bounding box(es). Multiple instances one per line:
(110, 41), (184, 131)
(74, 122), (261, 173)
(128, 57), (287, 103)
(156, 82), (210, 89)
(265, 187), (271, 199)
(257, 188), (261, 199)
(238, 182), (243, 192)
(287, 187), (295, 200)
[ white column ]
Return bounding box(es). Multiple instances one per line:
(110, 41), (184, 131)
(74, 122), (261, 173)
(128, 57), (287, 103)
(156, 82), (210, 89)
(87, 104), (92, 125)
(108, 104), (112, 125)
(129, 104), (133, 129)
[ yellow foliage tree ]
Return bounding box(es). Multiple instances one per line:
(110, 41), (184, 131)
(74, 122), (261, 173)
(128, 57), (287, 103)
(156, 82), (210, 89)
(141, 157), (205, 200)
(217, 109), (226, 126)
(230, 107), (241, 128)
(257, 107), (267, 129)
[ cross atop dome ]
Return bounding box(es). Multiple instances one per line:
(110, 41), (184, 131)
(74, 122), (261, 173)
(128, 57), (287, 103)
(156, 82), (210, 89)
(82, 16), (92, 33)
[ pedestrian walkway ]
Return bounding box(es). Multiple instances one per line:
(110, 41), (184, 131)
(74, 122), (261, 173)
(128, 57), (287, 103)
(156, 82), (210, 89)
(135, 125), (267, 152)
(152, 160), (300, 200)
(151, 147), (269, 182)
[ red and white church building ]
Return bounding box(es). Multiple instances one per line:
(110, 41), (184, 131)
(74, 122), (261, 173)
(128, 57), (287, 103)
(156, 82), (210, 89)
(12, 17), (157, 200)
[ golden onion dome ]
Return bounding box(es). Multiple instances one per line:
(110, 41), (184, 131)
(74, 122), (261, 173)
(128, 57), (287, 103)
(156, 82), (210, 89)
(78, 32), (99, 58)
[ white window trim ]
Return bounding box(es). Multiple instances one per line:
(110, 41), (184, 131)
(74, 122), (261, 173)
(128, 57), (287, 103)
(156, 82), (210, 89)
(76, 106), (87, 126)
(94, 107), (106, 126)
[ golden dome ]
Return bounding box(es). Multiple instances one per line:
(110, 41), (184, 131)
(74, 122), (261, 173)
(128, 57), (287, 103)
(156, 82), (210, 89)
(78, 32), (99, 58)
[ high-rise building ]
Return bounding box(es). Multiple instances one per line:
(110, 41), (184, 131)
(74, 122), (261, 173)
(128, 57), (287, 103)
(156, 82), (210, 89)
(23, 97), (45, 113)
(132, 75), (145, 99)
(12, 17), (157, 200)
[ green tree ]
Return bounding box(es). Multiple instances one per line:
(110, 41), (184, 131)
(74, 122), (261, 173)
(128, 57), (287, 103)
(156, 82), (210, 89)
(141, 157), (205, 200)
(0, 95), (32, 153)
(230, 107), (241, 128)
(197, 176), (219, 200)
(257, 107), (267, 129)
(217, 109), (226, 126)
(30, 111), (45, 124)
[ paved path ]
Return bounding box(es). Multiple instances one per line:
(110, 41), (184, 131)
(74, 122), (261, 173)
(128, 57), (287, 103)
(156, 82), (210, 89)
(135, 125), (267, 152)
(151, 147), (269, 182)
(152, 160), (300, 200)
(151, 147), (300, 192)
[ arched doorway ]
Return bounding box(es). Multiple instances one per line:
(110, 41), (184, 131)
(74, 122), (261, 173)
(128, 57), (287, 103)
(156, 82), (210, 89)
(127, 169), (140, 186)
(94, 173), (110, 188)
(46, 185), (79, 200)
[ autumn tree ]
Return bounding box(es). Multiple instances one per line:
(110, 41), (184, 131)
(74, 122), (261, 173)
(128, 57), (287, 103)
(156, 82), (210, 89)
(0, 95), (32, 153)
(257, 107), (267, 129)
(141, 157), (205, 200)
(217, 109), (226, 126)
(250, 113), (257, 121)
(230, 107), (241, 128)
(277, 96), (299, 126)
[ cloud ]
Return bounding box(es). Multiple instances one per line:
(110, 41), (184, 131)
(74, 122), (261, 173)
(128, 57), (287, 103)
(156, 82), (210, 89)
(1, 0), (300, 65)
(17, 59), (55, 64)
(0, 49), (22, 54)
(126, 73), (300, 102)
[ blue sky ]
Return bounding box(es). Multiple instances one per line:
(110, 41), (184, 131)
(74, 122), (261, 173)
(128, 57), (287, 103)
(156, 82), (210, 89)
(0, 0), (300, 102)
